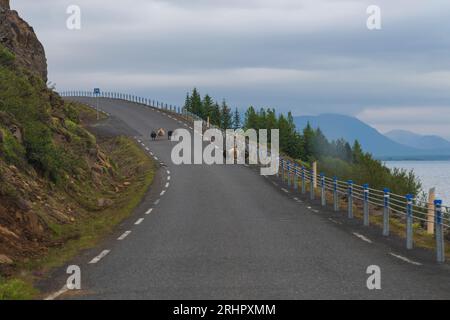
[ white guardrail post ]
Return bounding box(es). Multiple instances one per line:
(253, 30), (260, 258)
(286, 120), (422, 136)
(363, 184), (370, 226)
(310, 169), (315, 200)
(434, 200), (445, 263)
(406, 194), (414, 250)
(287, 161), (291, 187)
(294, 164), (299, 190)
(348, 180), (353, 219)
(333, 177), (338, 212)
(301, 166), (306, 195)
(383, 188), (390, 237)
(321, 173), (326, 207)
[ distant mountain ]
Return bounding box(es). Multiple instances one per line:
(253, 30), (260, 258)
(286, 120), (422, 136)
(293, 114), (450, 159)
(385, 130), (450, 151)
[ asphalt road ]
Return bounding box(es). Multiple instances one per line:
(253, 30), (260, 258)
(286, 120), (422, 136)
(54, 97), (450, 300)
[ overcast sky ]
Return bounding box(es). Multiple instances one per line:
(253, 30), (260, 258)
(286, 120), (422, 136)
(12, 0), (450, 138)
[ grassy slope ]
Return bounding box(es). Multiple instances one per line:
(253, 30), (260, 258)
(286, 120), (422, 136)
(0, 45), (156, 299)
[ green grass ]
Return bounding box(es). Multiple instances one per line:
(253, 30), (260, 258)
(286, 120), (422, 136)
(1, 137), (155, 300)
(0, 278), (38, 300)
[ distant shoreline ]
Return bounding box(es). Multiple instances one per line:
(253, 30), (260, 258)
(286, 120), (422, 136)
(379, 156), (450, 162)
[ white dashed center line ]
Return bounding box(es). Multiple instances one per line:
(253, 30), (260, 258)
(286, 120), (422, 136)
(89, 250), (111, 264)
(160, 190), (166, 196)
(389, 253), (422, 266)
(145, 208), (153, 215)
(329, 218), (342, 225)
(135, 218), (144, 225)
(154, 199), (160, 205)
(352, 232), (372, 244)
(118, 231), (131, 241)
(165, 182), (170, 188)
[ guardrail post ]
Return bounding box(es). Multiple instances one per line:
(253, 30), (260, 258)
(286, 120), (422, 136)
(293, 164), (298, 190)
(301, 167), (306, 195)
(321, 173), (326, 207)
(287, 162), (291, 187)
(383, 188), (390, 236)
(276, 159), (280, 178)
(310, 169), (315, 200)
(434, 200), (445, 263)
(348, 180), (353, 219)
(406, 194), (414, 249)
(363, 184), (370, 226)
(333, 177), (338, 211)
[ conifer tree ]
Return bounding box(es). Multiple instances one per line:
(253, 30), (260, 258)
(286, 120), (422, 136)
(220, 100), (232, 129)
(232, 108), (241, 130)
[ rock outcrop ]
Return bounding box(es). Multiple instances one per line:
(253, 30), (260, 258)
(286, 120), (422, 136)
(0, 0), (48, 82)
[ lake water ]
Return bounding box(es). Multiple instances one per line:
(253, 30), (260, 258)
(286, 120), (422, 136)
(385, 161), (450, 205)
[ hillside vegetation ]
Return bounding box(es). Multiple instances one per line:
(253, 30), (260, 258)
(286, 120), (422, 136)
(0, 44), (155, 298)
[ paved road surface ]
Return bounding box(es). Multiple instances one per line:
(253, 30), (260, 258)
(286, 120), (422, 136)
(54, 97), (450, 300)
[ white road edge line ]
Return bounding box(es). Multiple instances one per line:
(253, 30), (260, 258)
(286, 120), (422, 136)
(160, 190), (166, 196)
(44, 285), (69, 300)
(352, 232), (373, 244)
(167, 176), (171, 181)
(329, 218), (342, 225)
(165, 182), (170, 188)
(118, 231), (131, 241)
(154, 199), (160, 205)
(135, 218), (144, 225)
(89, 250), (111, 264)
(389, 253), (422, 266)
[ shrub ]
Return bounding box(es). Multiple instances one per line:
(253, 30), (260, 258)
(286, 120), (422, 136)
(0, 127), (26, 166)
(0, 45), (15, 67)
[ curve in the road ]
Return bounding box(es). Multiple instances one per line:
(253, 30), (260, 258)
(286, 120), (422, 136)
(49, 97), (450, 300)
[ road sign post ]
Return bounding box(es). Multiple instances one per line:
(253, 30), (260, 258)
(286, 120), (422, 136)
(94, 88), (101, 120)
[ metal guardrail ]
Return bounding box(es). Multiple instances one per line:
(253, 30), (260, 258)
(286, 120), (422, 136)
(60, 90), (447, 263)
(279, 159), (447, 263)
(60, 90), (185, 115)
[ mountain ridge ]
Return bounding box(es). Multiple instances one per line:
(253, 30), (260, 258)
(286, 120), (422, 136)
(385, 129), (450, 151)
(293, 113), (450, 159)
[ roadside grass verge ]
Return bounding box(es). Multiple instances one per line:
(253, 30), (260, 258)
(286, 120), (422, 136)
(0, 136), (155, 300)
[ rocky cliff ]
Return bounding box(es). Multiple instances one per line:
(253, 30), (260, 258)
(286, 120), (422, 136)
(0, 0), (48, 82)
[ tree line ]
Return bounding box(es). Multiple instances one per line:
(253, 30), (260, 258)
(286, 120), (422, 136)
(183, 88), (421, 195)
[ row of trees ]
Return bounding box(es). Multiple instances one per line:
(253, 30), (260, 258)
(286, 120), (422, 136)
(184, 88), (361, 164)
(183, 88), (421, 195)
(184, 88), (240, 130)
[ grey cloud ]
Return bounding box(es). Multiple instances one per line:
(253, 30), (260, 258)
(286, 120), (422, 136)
(11, 0), (450, 136)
